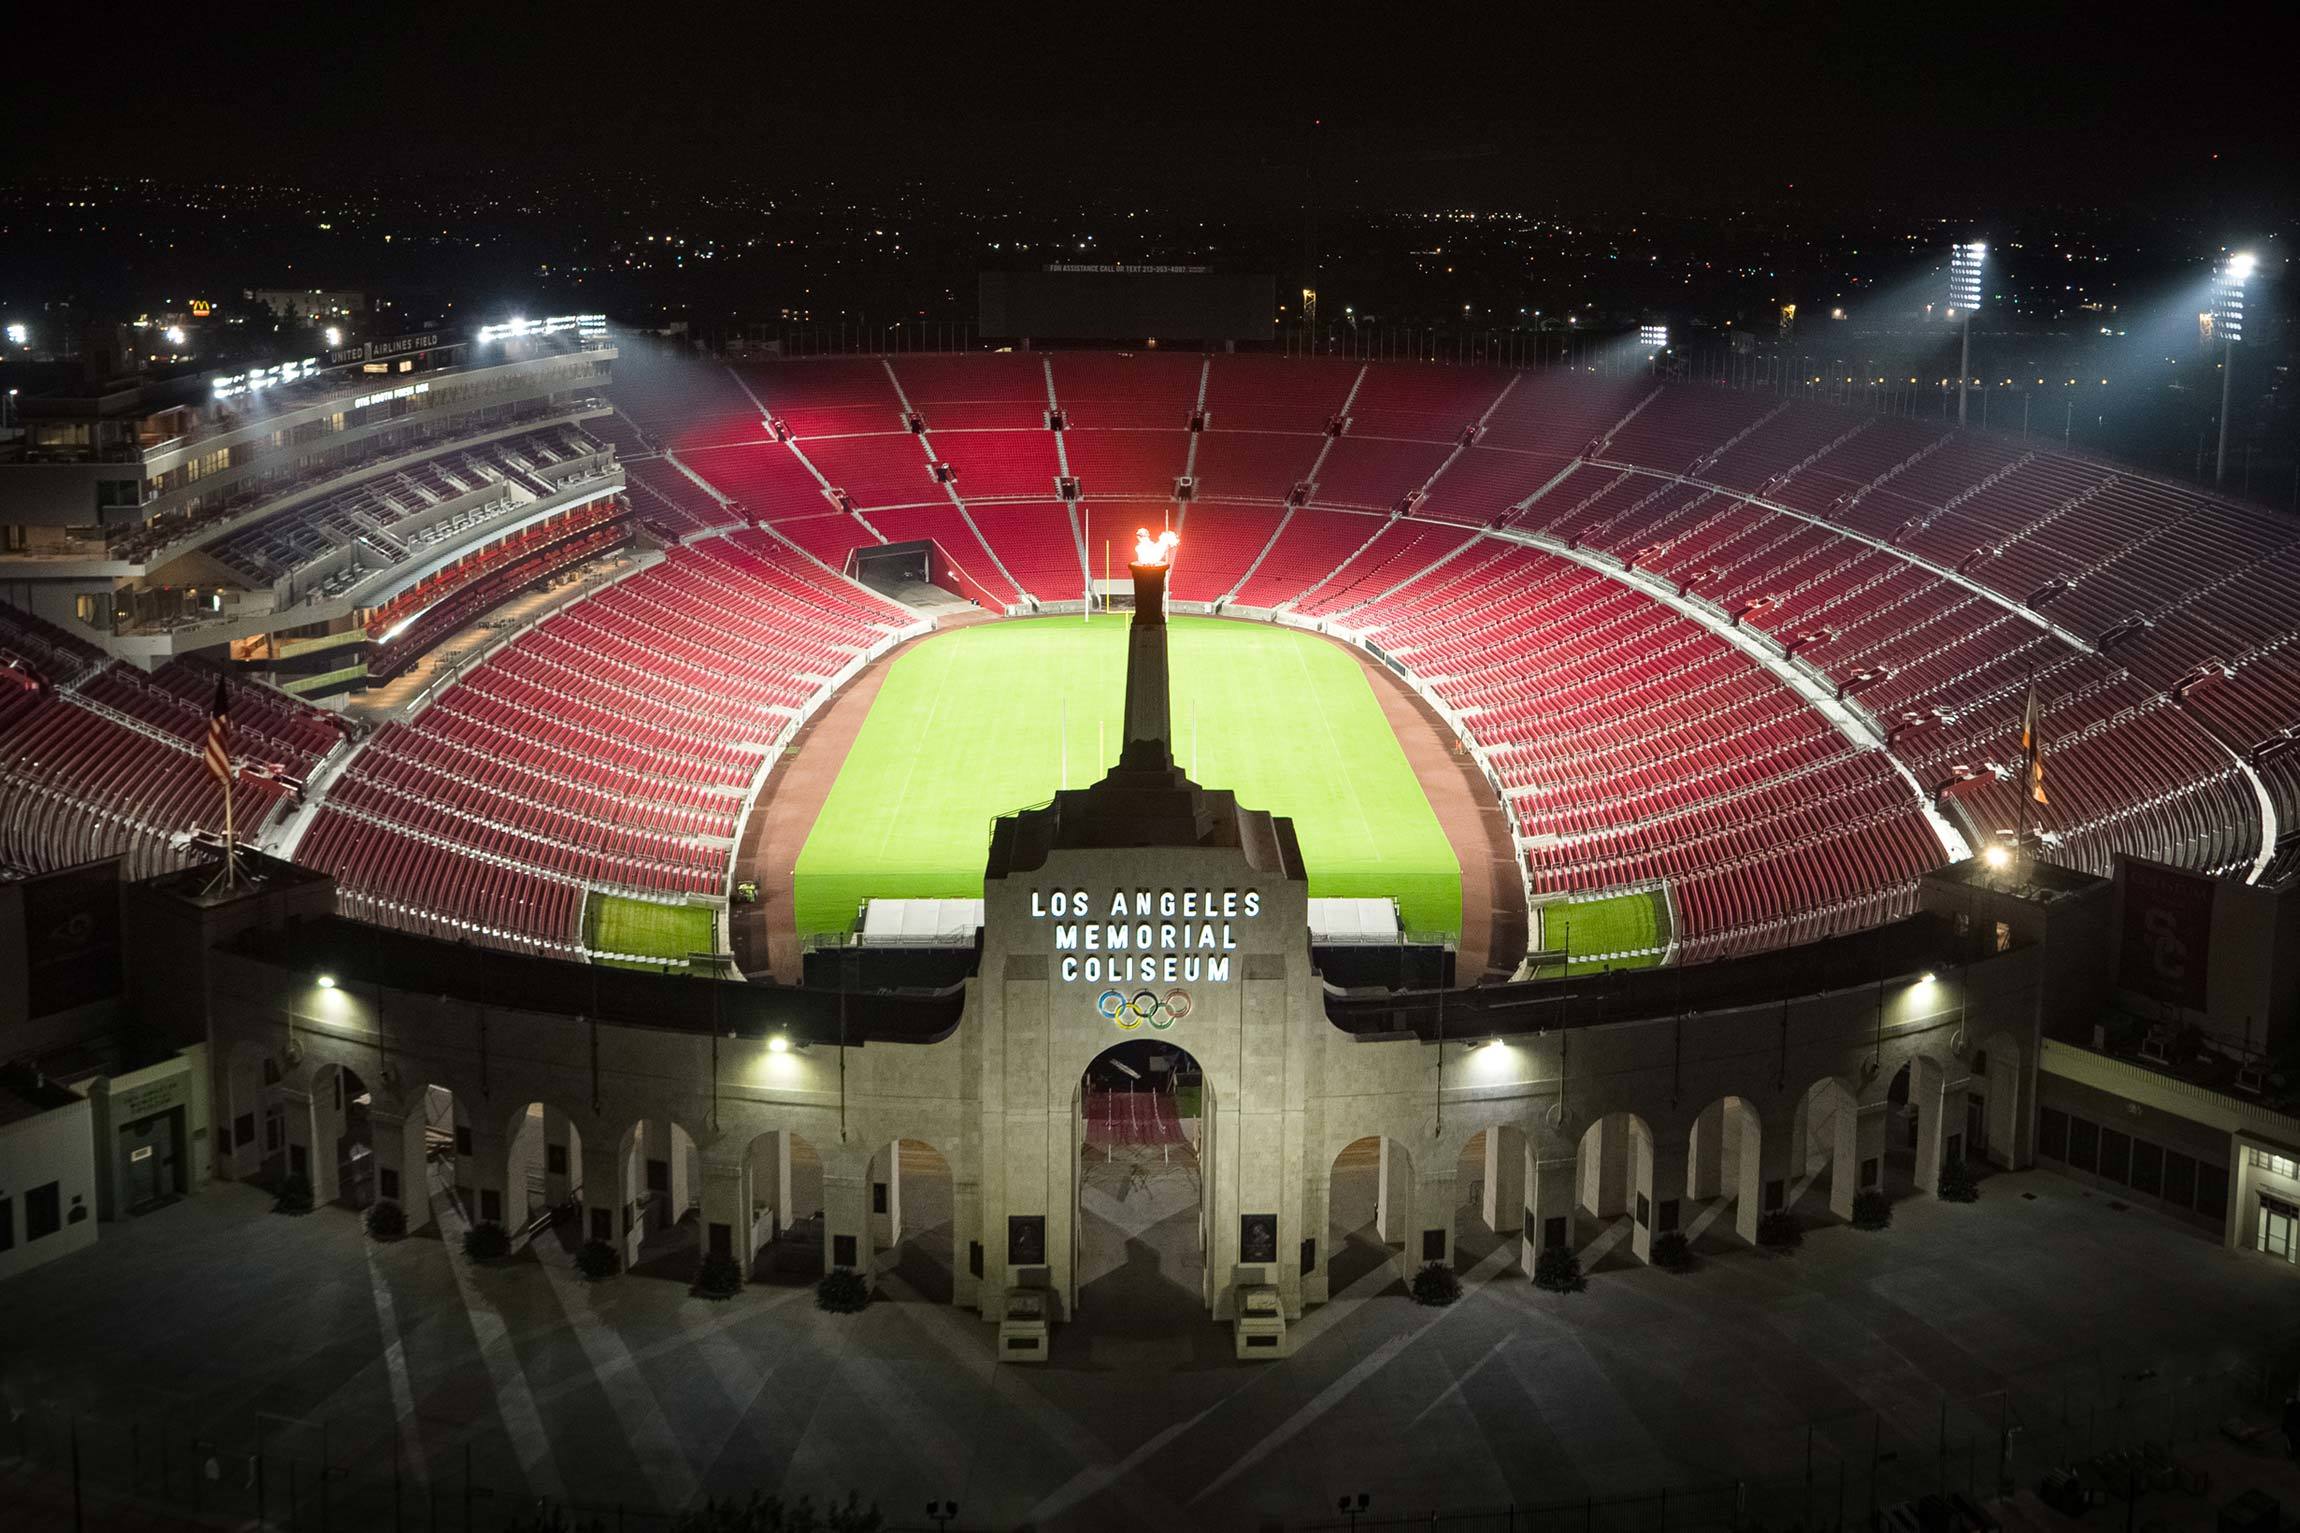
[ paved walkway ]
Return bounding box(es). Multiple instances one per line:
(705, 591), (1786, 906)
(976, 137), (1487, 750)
(0, 1167), (2292, 1531)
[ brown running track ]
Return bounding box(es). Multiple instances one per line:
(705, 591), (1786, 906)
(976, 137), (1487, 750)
(730, 613), (1527, 985)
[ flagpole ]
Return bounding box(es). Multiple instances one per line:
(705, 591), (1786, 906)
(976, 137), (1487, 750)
(224, 772), (237, 889)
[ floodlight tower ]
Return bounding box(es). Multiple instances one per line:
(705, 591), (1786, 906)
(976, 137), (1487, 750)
(1948, 242), (1986, 427)
(2214, 251), (2255, 489)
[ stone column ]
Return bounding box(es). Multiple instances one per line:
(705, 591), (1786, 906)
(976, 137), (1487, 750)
(368, 1106), (434, 1233)
(1850, 1101), (1888, 1218)
(542, 1107), (575, 1206)
(875, 1139), (903, 1249)
(1525, 1151), (1577, 1268)
(1937, 1082), (1971, 1187)
(278, 1087), (324, 1201)
(823, 1165), (874, 1278)
(581, 1131), (637, 1267)
(1637, 1132), (1688, 1264)
(1721, 1105), (1760, 1245)
(698, 1154), (747, 1270)
(1302, 1165), (1333, 1305)
(1416, 1172), (1456, 1274)
(1912, 1072), (1946, 1199)
(1481, 1126), (1526, 1255)
(952, 1167), (983, 1310)
(1689, 1107), (1725, 1201)
(1374, 1138), (1412, 1247)
(463, 1129), (512, 1231)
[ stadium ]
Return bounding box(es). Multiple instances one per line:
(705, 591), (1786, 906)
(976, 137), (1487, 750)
(2, 291), (2298, 1522)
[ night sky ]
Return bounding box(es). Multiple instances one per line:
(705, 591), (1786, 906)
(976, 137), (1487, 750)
(11, 3), (2289, 214)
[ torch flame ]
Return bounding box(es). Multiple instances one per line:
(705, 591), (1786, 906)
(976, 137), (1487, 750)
(1135, 528), (1179, 567)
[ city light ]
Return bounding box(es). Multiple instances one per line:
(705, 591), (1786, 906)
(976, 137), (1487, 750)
(4, 323), (26, 346)
(164, 326), (186, 347)
(325, 326), (343, 348)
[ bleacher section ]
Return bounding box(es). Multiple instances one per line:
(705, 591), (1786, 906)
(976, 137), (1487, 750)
(656, 356), (2298, 959)
(294, 530), (915, 953)
(0, 603), (346, 878)
(13, 350), (2288, 969)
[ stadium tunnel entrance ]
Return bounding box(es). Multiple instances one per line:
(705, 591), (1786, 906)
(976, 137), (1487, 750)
(1073, 1039), (1210, 1322)
(867, 1137), (956, 1302)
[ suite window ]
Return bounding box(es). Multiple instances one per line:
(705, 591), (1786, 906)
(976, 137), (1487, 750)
(2129, 1141), (2163, 1198)
(2066, 1117), (2099, 1173)
(26, 1181), (61, 1241)
(2098, 1130), (2131, 1186)
(2163, 1152), (2197, 1211)
(2038, 1107), (2069, 1162)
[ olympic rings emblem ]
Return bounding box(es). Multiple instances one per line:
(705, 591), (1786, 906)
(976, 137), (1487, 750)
(1096, 988), (1193, 1030)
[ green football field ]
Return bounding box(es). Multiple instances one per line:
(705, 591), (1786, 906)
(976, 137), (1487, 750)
(585, 893), (719, 972)
(791, 616), (1463, 939)
(1529, 889), (1669, 977)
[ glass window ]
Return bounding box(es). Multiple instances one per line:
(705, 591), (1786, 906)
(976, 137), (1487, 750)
(2038, 1107), (2069, 1161)
(2099, 1130), (2132, 1186)
(2129, 1141), (2163, 1198)
(2199, 1162), (2229, 1220)
(25, 1181), (61, 1241)
(2164, 1152), (2197, 1210)
(2260, 1200), (2297, 1263)
(2249, 1148), (2299, 1180)
(2067, 1117), (2099, 1173)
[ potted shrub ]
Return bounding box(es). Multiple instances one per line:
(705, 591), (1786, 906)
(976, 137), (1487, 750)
(364, 1199), (408, 1241)
(274, 1171), (314, 1215)
(1938, 1158), (1980, 1202)
(693, 1250), (744, 1300)
(1757, 1210), (1803, 1249)
(1650, 1229), (1695, 1270)
(816, 1268), (871, 1313)
(1532, 1244), (1586, 1293)
(575, 1239), (620, 1281)
(462, 1221), (512, 1262)
(1852, 1189), (1892, 1229)
(1409, 1261), (1463, 1306)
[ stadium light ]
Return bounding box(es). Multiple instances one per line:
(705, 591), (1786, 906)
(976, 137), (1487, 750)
(2214, 250), (2256, 487)
(1638, 323), (1669, 348)
(767, 1033), (790, 1054)
(325, 326), (343, 348)
(1981, 845), (2011, 871)
(4, 322), (25, 346)
(1948, 243), (1986, 427)
(317, 973), (337, 989)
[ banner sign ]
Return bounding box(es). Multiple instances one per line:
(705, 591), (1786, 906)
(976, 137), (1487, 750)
(2117, 858), (2214, 1010)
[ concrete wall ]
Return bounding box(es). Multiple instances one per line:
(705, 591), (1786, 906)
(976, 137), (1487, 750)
(204, 886), (2050, 1328)
(0, 1095), (100, 1280)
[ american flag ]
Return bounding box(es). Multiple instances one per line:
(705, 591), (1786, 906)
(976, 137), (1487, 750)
(203, 677), (235, 787)
(2019, 681), (2048, 807)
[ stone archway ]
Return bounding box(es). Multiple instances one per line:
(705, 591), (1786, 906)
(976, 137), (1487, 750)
(1686, 1096), (1763, 1247)
(1326, 1134), (1416, 1292)
(866, 1137), (956, 1302)
(742, 1128), (827, 1282)
(1072, 1038), (1208, 1324)
(1573, 1110), (1655, 1268)
(1790, 1076), (1863, 1223)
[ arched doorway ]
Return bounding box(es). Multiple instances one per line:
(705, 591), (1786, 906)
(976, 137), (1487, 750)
(1790, 1076), (1862, 1223)
(306, 1063), (372, 1209)
(619, 1118), (702, 1276)
(1327, 1134), (1414, 1292)
(1574, 1110), (1654, 1268)
(503, 1101), (582, 1236)
(1885, 1055), (1954, 1198)
(867, 1138), (955, 1301)
(1686, 1096), (1762, 1247)
(743, 1128), (826, 1282)
(1073, 1039), (1207, 1324)
(1453, 1126), (1527, 1269)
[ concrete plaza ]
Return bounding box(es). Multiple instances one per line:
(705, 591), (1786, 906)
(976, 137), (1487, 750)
(0, 1155), (2293, 1532)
